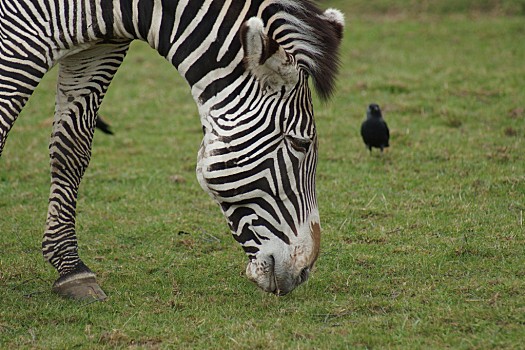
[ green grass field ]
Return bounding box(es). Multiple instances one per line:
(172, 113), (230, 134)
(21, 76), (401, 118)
(1, 1), (524, 349)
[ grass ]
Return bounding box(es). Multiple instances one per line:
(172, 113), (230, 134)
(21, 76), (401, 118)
(1, 1), (525, 349)
(326, 0), (525, 16)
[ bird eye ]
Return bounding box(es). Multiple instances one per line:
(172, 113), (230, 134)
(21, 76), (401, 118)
(286, 136), (312, 153)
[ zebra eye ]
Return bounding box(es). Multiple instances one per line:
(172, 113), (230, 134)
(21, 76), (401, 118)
(286, 135), (312, 153)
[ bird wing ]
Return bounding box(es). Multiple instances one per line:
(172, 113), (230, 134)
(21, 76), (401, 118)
(384, 121), (389, 139)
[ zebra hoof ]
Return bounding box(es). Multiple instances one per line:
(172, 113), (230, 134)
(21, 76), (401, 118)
(52, 272), (107, 301)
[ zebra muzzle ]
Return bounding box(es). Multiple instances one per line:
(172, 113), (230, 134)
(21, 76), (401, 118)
(245, 254), (305, 296)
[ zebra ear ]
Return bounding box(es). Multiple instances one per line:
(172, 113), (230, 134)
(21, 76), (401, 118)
(322, 8), (345, 40)
(240, 17), (299, 92)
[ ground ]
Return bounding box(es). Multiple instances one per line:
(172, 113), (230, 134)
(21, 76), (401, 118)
(1, 1), (524, 348)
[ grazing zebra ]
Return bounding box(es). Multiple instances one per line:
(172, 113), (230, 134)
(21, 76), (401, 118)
(0, 0), (344, 299)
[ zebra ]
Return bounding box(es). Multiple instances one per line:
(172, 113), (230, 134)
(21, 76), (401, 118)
(0, 0), (344, 300)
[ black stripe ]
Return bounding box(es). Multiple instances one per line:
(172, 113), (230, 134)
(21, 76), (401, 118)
(119, 0), (136, 38)
(276, 148), (300, 230)
(171, 2), (216, 68)
(157, 0), (176, 56)
(183, 0), (252, 85)
(198, 64), (244, 103)
(137, 0), (153, 39)
(101, 0), (115, 37)
(210, 76), (256, 112)
(172, 0), (204, 42)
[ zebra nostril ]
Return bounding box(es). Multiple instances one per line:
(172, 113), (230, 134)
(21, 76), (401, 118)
(299, 267), (310, 283)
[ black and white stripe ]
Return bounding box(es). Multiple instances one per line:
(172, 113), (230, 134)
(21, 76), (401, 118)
(0, 0), (343, 294)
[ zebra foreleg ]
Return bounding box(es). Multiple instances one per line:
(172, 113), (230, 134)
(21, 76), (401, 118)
(43, 42), (130, 301)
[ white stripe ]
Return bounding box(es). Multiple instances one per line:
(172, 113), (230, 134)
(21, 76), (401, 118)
(95, 0), (106, 35)
(147, 0), (163, 49)
(132, 0), (141, 39)
(169, 0), (189, 43)
(166, 0), (214, 63)
(217, 0), (251, 61)
(57, 0), (72, 46)
(191, 49), (244, 104)
(185, 0), (233, 69)
(112, 0), (132, 38)
(84, 0), (95, 39)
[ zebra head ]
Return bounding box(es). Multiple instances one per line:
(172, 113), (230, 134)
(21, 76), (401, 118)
(196, 7), (344, 295)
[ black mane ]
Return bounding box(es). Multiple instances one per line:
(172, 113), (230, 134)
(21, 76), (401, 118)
(262, 0), (344, 100)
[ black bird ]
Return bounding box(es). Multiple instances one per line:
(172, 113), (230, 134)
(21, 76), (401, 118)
(360, 103), (389, 153)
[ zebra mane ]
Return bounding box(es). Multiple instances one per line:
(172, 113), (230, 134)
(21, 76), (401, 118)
(262, 0), (344, 100)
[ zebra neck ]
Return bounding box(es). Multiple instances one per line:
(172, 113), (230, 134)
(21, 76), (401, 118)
(113, 0), (261, 109)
